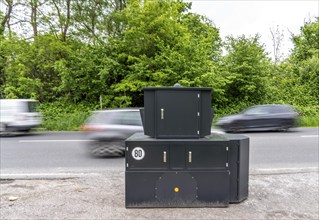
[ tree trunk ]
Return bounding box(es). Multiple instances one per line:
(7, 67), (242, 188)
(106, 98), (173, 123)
(30, 0), (38, 37)
(0, 0), (14, 36)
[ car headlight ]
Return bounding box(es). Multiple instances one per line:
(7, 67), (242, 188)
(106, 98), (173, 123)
(217, 118), (231, 125)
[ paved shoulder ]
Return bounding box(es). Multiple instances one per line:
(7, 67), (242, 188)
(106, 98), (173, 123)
(1, 170), (318, 219)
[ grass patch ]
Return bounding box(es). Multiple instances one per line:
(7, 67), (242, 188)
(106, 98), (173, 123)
(38, 102), (318, 131)
(39, 102), (93, 131)
(299, 116), (319, 127)
(42, 111), (90, 131)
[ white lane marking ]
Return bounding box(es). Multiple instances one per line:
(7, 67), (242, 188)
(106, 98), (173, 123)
(253, 167), (318, 172)
(251, 167), (319, 175)
(300, 135), (319, 138)
(19, 140), (93, 143)
(1, 173), (82, 176)
(2, 167), (318, 179)
(0, 173), (100, 178)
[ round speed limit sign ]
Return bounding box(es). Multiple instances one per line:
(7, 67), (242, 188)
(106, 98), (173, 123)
(131, 147), (145, 160)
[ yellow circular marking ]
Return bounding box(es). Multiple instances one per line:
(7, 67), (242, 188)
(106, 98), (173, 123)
(174, 187), (179, 193)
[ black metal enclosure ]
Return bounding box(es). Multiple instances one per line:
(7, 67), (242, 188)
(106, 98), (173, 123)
(142, 87), (212, 138)
(125, 86), (249, 208)
(125, 133), (249, 207)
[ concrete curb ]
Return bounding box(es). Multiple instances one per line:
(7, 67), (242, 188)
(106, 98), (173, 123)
(1, 167), (318, 180)
(250, 167), (319, 175)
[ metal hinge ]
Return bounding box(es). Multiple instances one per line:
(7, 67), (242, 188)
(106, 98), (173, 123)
(226, 147), (229, 151)
(226, 163), (229, 167)
(126, 147), (128, 151)
(197, 112), (200, 116)
(197, 130), (199, 135)
(126, 163), (128, 168)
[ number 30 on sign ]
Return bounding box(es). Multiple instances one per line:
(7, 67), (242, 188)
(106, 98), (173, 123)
(131, 147), (145, 160)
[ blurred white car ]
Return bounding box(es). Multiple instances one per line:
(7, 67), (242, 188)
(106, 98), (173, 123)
(81, 108), (143, 157)
(0, 99), (42, 134)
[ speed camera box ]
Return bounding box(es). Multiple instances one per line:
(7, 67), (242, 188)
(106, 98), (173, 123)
(142, 87), (212, 139)
(125, 133), (249, 207)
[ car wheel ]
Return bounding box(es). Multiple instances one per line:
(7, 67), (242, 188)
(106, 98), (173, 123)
(89, 141), (125, 157)
(0, 123), (9, 136)
(279, 125), (290, 132)
(229, 122), (242, 133)
(0, 123), (6, 132)
(279, 120), (292, 132)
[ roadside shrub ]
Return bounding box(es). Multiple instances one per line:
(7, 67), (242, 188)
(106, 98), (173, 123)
(299, 116), (319, 127)
(39, 102), (93, 131)
(295, 105), (319, 117)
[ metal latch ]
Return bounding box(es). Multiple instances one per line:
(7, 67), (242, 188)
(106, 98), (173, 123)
(161, 108), (164, 119)
(163, 151), (167, 163)
(188, 151), (192, 163)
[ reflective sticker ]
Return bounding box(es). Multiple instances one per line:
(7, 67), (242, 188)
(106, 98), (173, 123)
(131, 147), (145, 160)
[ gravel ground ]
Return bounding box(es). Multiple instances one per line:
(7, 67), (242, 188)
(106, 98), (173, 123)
(1, 171), (318, 220)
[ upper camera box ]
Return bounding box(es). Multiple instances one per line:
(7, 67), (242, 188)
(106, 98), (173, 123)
(141, 86), (213, 139)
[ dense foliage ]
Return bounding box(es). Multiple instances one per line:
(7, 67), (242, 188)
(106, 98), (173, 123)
(1, 0), (318, 130)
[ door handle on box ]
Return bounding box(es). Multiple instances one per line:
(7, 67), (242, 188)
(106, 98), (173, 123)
(161, 108), (164, 119)
(188, 151), (192, 163)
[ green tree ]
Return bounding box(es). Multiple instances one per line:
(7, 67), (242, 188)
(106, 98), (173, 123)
(1, 35), (71, 101)
(290, 18), (319, 101)
(102, 0), (224, 107)
(222, 35), (271, 106)
(262, 18), (319, 117)
(72, 0), (127, 45)
(54, 43), (111, 104)
(1, 37), (41, 99)
(291, 18), (319, 61)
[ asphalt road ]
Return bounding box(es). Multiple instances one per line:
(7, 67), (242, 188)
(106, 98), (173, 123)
(1, 128), (319, 219)
(1, 127), (318, 176)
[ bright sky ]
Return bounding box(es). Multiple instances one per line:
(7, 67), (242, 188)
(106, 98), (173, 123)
(187, 0), (319, 60)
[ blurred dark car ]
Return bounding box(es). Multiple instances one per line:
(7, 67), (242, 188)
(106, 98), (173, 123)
(81, 108), (143, 157)
(216, 104), (300, 132)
